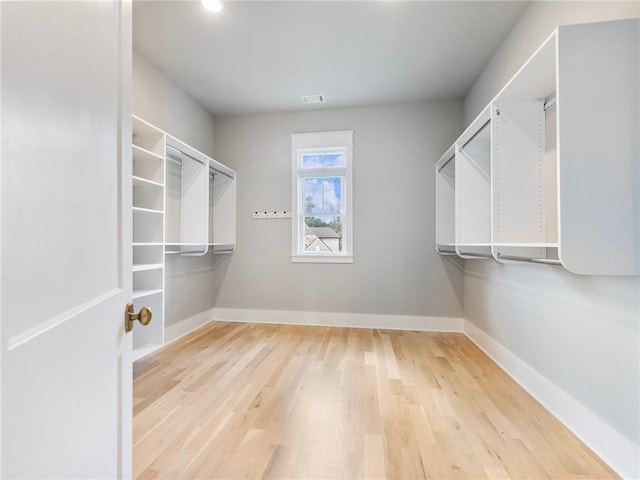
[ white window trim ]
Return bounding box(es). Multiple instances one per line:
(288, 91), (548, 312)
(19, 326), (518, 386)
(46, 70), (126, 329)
(291, 131), (353, 264)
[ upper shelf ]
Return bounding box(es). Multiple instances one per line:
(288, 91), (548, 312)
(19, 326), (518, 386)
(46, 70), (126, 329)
(494, 31), (556, 102)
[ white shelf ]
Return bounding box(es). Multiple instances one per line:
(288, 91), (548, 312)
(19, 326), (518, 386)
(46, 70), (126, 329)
(132, 144), (164, 162)
(435, 18), (639, 275)
(132, 263), (164, 272)
(133, 175), (163, 189)
(133, 242), (164, 246)
(132, 288), (163, 299)
(132, 206), (163, 215)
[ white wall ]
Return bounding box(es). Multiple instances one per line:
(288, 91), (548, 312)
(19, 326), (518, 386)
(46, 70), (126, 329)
(461, 0), (640, 471)
(133, 51), (228, 327)
(212, 102), (464, 319)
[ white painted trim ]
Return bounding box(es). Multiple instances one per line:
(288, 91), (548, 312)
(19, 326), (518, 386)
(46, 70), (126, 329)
(463, 319), (639, 480)
(164, 307), (216, 344)
(132, 308), (216, 362)
(0, 2), (4, 470)
(132, 344), (161, 363)
(212, 308), (464, 332)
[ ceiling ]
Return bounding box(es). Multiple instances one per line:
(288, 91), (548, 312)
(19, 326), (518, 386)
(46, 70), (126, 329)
(133, 1), (529, 116)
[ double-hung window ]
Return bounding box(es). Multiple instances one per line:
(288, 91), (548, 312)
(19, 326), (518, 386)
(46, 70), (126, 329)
(291, 131), (353, 263)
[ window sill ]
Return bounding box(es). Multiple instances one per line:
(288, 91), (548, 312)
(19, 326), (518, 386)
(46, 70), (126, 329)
(291, 254), (354, 264)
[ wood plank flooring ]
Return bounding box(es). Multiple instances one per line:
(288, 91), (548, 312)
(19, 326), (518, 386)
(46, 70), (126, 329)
(133, 322), (618, 479)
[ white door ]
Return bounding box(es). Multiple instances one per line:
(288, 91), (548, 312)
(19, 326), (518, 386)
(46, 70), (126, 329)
(1, 1), (133, 478)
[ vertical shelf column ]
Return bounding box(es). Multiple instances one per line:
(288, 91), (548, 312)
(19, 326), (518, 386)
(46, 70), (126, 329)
(165, 137), (210, 255)
(491, 101), (555, 262)
(210, 159), (237, 253)
(455, 106), (493, 260)
(132, 116), (166, 356)
(435, 146), (456, 254)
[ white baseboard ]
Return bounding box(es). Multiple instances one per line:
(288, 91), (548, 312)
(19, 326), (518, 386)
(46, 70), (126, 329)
(164, 307), (216, 344)
(464, 319), (639, 480)
(212, 307), (464, 332)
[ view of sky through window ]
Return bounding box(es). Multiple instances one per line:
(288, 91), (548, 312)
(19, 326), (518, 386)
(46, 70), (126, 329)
(303, 177), (342, 215)
(301, 152), (344, 169)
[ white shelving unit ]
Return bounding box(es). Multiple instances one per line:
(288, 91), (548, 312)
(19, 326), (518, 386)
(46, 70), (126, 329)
(132, 117), (166, 357)
(131, 115), (237, 359)
(165, 136), (210, 255)
(434, 18), (639, 275)
(209, 158), (237, 253)
(435, 146), (455, 254)
(455, 106), (492, 260)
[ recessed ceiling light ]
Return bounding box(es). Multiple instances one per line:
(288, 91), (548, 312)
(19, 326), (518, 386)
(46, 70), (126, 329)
(202, 0), (223, 13)
(301, 94), (325, 105)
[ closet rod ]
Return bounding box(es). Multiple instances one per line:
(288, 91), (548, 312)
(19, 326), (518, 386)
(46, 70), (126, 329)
(165, 247), (209, 256)
(544, 94), (557, 111)
(459, 118), (491, 151)
(436, 247), (457, 255)
(166, 144), (206, 166)
(497, 254), (561, 265)
(458, 251), (494, 259)
(437, 155), (455, 172)
(209, 166), (234, 180)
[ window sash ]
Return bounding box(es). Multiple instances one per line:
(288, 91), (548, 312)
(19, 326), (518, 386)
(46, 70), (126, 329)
(297, 176), (346, 254)
(291, 131), (353, 262)
(300, 176), (345, 216)
(303, 215), (344, 254)
(300, 149), (346, 169)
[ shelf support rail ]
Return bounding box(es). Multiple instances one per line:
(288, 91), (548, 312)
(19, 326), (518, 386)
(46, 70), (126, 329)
(436, 247), (458, 255)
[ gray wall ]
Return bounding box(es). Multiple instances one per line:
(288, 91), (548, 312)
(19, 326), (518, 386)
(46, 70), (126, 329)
(462, 1), (640, 447)
(464, 1), (640, 123)
(133, 51), (227, 327)
(213, 102), (464, 317)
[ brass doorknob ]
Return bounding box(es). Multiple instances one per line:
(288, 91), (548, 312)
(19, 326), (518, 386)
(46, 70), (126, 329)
(124, 302), (152, 332)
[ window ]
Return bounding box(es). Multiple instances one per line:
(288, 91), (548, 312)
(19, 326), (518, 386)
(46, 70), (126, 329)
(291, 131), (353, 263)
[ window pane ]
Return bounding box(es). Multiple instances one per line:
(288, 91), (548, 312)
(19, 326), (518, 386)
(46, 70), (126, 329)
(304, 216), (342, 253)
(301, 152), (344, 168)
(303, 177), (342, 215)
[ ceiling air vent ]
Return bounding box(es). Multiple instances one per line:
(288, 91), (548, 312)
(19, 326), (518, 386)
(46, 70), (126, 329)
(301, 94), (325, 105)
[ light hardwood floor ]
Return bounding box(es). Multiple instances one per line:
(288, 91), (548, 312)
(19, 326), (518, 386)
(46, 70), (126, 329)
(133, 322), (617, 479)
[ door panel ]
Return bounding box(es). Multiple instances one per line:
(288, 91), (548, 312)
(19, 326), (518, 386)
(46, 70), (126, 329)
(1, 1), (132, 478)
(2, 1), (120, 338)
